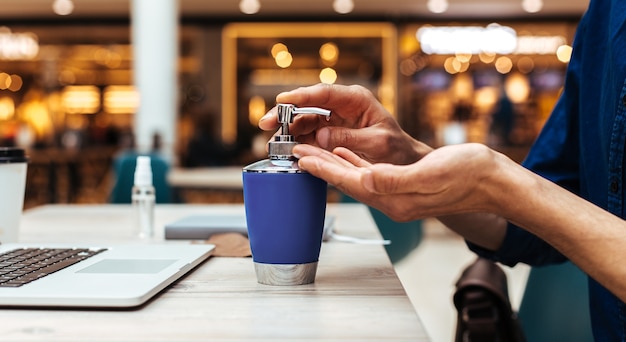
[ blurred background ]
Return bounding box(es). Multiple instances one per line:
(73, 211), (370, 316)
(0, 2), (591, 341)
(0, 0), (587, 206)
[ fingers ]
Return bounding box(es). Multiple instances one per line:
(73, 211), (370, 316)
(294, 143), (426, 197)
(317, 125), (391, 155)
(293, 144), (358, 170)
(275, 84), (330, 107)
(276, 83), (363, 110)
(294, 145), (430, 221)
(259, 109), (382, 153)
(294, 144), (373, 195)
(332, 147), (371, 168)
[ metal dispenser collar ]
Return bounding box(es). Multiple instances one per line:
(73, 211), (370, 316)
(269, 104), (331, 161)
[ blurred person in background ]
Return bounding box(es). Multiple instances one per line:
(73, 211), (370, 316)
(259, 0), (626, 339)
(183, 112), (234, 167)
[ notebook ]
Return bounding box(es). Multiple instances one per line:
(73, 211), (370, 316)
(0, 242), (214, 308)
(164, 214), (336, 241)
(164, 214), (248, 239)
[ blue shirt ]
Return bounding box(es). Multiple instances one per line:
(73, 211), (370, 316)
(469, 0), (626, 339)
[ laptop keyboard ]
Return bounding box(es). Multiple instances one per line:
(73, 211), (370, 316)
(0, 248), (107, 288)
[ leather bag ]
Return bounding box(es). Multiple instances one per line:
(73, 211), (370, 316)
(453, 257), (526, 342)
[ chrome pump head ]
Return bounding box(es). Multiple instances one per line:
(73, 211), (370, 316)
(269, 104), (331, 161)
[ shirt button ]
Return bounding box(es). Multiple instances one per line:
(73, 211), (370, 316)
(610, 179), (619, 193)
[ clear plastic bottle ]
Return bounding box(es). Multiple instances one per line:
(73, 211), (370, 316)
(132, 156), (155, 239)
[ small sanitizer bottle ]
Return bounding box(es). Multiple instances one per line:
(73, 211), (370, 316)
(132, 156), (155, 239)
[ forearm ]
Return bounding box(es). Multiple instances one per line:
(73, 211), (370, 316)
(490, 152), (626, 302)
(438, 212), (507, 251)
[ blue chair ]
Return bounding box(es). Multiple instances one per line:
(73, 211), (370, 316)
(341, 194), (422, 264)
(517, 261), (593, 342)
(109, 151), (173, 204)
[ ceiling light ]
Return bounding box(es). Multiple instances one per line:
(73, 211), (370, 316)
(0, 73), (10, 90)
(8, 74), (22, 92)
(556, 45), (573, 63)
(271, 43), (288, 58)
(103, 86), (140, 114)
(62, 86), (100, 114)
(0, 73), (23, 93)
(417, 25), (517, 55)
(478, 51), (496, 63)
(495, 56), (513, 74)
(0, 97), (15, 120)
(0, 27), (39, 61)
(505, 72), (530, 103)
(333, 0), (354, 14)
(239, 0), (260, 14)
(515, 35), (566, 54)
(275, 51), (293, 68)
(427, 0), (448, 14)
(319, 68), (337, 84)
(52, 0), (74, 16)
(521, 0), (543, 13)
(319, 42), (339, 66)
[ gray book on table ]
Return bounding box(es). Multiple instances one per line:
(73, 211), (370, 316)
(164, 214), (335, 241)
(165, 215), (248, 240)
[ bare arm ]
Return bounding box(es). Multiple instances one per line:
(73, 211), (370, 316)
(261, 84), (624, 299)
(437, 213), (507, 251)
(294, 142), (626, 302)
(492, 153), (626, 301)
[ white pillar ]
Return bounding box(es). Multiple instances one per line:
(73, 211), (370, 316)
(131, 0), (178, 159)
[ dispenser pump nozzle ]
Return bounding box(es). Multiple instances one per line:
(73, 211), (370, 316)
(276, 104), (331, 136)
(269, 104), (331, 161)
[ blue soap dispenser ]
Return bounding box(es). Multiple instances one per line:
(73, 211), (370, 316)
(242, 104), (331, 285)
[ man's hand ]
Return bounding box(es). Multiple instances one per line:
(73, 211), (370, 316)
(259, 83), (429, 165)
(294, 143), (502, 221)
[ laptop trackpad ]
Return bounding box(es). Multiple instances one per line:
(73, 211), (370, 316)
(77, 259), (177, 274)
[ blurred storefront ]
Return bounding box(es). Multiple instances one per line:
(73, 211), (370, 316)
(0, 17), (579, 205)
(397, 21), (577, 161)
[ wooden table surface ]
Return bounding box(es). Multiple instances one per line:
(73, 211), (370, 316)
(0, 203), (430, 341)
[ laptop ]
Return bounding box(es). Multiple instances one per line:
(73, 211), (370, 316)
(0, 242), (214, 308)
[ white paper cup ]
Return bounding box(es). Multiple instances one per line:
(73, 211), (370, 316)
(0, 147), (28, 243)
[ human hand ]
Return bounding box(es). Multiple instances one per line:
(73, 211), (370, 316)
(293, 142), (504, 221)
(259, 83), (429, 165)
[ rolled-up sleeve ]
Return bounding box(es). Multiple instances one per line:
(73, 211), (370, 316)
(467, 223), (567, 267)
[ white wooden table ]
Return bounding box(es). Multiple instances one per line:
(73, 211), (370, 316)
(0, 203), (430, 341)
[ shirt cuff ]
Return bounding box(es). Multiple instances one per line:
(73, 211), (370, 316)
(466, 222), (567, 267)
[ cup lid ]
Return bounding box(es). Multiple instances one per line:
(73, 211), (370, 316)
(0, 147), (28, 163)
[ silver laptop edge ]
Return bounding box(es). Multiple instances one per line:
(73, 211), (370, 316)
(0, 243), (214, 308)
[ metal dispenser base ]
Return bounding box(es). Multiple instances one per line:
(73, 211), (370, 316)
(254, 262), (318, 286)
